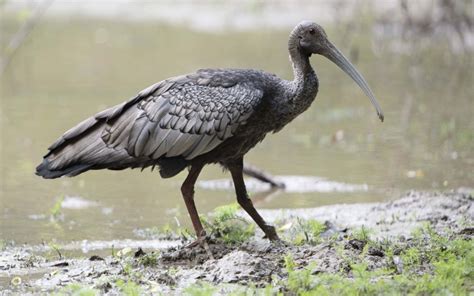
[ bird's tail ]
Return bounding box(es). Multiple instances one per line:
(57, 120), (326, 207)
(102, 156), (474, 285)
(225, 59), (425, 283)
(36, 159), (92, 179)
(36, 125), (114, 179)
(36, 101), (138, 179)
(36, 124), (140, 179)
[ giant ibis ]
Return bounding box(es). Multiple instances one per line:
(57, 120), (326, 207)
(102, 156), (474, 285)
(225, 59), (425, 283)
(37, 21), (384, 244)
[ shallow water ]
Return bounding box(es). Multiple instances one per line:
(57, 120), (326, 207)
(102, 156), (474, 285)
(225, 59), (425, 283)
(1, 18), (472, 244)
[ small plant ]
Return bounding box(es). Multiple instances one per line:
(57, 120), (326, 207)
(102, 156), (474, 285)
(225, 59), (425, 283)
(285, 218), (326, 245)
(136, 223), (188, 240)
(0, 239), (9, 251)
(23, 254), (43, 268)
(49, 196), (64, 220)
(54, 283), (99, 296)
(400, 247), (421, 267)
(213, 203), (240, 221)
(121, 262), (133, 276)
(116, 247), (132, 258)
(115, 279), (141, 296)
(48, 241), (63, 260)
(351, 225), (373, 242)
(167, 266), (178, 276)
(296, 218), (326, 245)
(161, 223), (175, 237)
(204, 203), (255, 244)
(176, 227), (194, 241)
(283, 254), (315, 293)
(138, 252), (158, 267)
(184, 281), (217, 296)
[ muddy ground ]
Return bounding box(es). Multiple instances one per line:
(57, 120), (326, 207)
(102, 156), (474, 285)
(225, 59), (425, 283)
(1, 189), (472, 295)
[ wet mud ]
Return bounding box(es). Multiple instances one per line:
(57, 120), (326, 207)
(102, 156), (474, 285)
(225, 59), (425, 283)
(1, 189), (472, 295)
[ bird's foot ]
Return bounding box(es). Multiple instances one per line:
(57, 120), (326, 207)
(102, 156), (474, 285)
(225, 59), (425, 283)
(262, 224), (280, 241)
(185, 233), (214, 260)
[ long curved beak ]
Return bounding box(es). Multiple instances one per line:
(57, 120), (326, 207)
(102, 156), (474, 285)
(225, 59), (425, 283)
(322, 41), (384, 122)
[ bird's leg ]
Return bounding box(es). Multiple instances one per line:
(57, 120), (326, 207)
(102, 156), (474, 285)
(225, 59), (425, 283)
(228, 158), (280, 241)
(243, 163), (285, 189)
(181, 164), (210, 250)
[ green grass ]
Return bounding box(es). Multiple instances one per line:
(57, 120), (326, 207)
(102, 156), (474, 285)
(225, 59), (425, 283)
(182, 222), (473, 295)
(292, 218), (326, 245)
(279, 224), (473, 295)
(115, 279), (142, 296)
(202, 203), (255, 244)
(184, 282), (217, 296)
(283, 254), (316, 293)
(351, 225), (373, 242)
(49, 196), (64, 220)
(137, 251), (159, 267)
(54, 283), (99, 296)
(47, 241), (63, 260)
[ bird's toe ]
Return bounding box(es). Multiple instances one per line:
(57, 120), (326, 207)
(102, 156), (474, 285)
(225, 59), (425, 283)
(185, 234), (215, 259)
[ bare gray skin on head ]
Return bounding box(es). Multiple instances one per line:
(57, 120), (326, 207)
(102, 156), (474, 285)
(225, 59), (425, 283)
(36, 21), (383, 243)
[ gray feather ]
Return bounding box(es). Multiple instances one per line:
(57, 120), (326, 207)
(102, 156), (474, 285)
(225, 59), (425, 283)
(151, 129), (173, 158)
(183, 117), (197, 133)
(185, 134), (221, 159)
(147, 98), (169, 122)
(184, 135), (214, 159)
(166, 133), (200, 157)
(218, 114), (231, 131)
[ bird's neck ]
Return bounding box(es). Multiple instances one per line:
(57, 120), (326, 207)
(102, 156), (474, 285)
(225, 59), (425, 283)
(288, 35), (318, 108)
(288, 37), (313, 80)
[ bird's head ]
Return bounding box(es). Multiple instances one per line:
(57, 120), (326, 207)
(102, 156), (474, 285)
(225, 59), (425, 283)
(293, 21), (384, 122)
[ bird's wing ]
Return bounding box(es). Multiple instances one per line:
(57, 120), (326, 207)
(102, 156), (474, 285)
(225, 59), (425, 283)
(101, 72), (264, 160)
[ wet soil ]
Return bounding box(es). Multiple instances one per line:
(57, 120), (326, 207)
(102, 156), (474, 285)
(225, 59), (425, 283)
(1, 189), (472, 295)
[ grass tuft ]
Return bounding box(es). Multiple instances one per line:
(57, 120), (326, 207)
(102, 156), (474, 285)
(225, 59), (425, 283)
(203, 203), (255, 244)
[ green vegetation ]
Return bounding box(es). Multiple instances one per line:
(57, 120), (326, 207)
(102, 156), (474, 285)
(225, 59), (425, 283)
(0, 239), (7, 251)
(287, 218), (326, 245)
(47, 241), (63, 260)
(139, 203), (256, 244)
(351, 225), (373, 242)
(54, 283), (99, 296)
(137, 252), (159, 267)
(184, 282), (217, 296)
(137, 223), (194, 241)
(49, 196), (64, 220)
(282, 254), (315, 293)
(276, 224), (473, 295)
(115, 279), (142, 296)
(201, 203), (255, 244)
(53, 280), (142, 296)
(177, 222), (473, 295)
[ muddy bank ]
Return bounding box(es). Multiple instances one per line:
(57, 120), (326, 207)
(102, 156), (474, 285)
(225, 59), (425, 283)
(258, 188), (474, 238)
(1, 189), (472, 295)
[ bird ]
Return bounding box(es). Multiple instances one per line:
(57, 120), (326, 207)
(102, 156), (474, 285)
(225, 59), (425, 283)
(36, 21), (384, 245)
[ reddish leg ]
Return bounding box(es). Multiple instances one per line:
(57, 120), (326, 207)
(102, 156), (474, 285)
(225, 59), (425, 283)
(228, 158), (279, 240)
(181, 164), (207, 245)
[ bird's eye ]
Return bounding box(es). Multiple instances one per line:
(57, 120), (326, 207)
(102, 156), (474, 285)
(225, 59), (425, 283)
(309, 29), (315, 35)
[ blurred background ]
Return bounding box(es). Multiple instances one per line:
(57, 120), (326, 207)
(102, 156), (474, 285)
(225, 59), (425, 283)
(1, 0), (472, 244)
